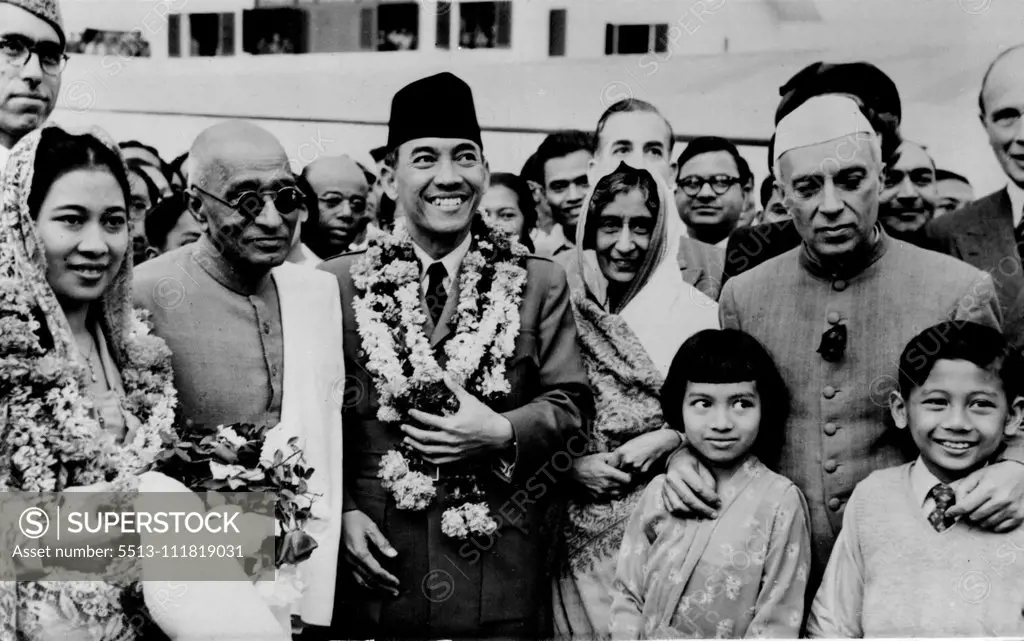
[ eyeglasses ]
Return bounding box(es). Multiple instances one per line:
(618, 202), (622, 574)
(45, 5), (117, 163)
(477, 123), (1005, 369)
(191, 184), (305, 219)
(677, 174), (741, 197)
(0, 35), (67, 76)
(318, 194), (367, 214)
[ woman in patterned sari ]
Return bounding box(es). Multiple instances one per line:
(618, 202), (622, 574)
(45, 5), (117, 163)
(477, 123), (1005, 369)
(552, 163), (719, 639)
(0, 125), (289, 641)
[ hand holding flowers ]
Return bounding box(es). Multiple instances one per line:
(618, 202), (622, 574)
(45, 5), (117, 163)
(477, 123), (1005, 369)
(150, 423), (321, 571)
(402, 376), (514, 465)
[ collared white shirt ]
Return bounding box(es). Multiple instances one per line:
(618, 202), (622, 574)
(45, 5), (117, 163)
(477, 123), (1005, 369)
(1007, 180), (1024, 230)
(910, 456), (968, 521)
(0, 144), (8, 174)
(411, 231), (472, 297)
(531, 222), (572, 258)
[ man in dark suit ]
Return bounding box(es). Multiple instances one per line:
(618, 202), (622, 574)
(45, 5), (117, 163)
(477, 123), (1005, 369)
(317, 72), (593, 640)
(721, 61), (904, 287)
(588, 98), (725, 299)
(927, 45), (1024, 349)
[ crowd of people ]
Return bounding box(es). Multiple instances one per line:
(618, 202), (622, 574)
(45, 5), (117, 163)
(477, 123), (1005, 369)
(3, 0), (1024, 638)
(65, 28), (151, 57)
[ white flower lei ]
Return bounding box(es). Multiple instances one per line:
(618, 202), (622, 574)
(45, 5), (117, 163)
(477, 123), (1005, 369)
(351, 223), (526, 538)
(0, 278), (178, 492)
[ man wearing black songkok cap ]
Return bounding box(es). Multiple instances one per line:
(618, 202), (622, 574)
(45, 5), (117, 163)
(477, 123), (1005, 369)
(721, 60), (904, 288)
(319, 72), (593, 640)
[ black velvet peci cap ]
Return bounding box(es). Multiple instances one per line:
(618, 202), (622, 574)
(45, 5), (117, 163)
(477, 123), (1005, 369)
(775, 61), (902, 126)
(386, 72), (483, 153)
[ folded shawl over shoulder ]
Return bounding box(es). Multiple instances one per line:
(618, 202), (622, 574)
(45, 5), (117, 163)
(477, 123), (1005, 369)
(263, 262), (344, 627)
(552, 164), (720, 638)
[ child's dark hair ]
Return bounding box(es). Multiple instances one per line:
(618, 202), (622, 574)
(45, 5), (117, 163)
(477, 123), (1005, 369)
(660, 329), (791, 467)
(897, 321), (1024, 400)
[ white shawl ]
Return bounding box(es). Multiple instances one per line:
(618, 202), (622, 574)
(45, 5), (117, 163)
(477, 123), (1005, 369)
(265, 263), (345, 627)
(574, 164), (719, 377)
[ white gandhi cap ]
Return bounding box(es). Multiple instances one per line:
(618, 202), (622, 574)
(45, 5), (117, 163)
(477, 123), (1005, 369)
(773, 94), (877, 173)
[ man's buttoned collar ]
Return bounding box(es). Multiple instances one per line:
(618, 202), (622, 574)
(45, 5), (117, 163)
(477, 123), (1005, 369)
(192, 234), (274, 296)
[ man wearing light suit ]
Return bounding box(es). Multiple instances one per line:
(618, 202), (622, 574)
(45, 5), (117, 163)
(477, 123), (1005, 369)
(927, 45), (1024, 349)
(318, 72), (593, 640)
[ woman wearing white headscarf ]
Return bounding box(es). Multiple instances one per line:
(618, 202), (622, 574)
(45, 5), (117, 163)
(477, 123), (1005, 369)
(552, 162), (719, 639)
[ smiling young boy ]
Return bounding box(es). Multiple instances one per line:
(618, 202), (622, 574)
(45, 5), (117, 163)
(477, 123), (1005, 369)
(807, 321), (1024, 637)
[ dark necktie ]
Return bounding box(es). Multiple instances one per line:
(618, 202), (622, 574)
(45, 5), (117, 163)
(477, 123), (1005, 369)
(927, 483), (957, 532)
(1015, 217), (1024, 259)
(425, 262), (448, 325)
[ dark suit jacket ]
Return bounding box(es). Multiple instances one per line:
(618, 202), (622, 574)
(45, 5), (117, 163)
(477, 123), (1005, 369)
(319, 250), (593, 638)
(722, 219), (802, 287)
(677, 236), (726, 301)
(927, 188), (1024, 348)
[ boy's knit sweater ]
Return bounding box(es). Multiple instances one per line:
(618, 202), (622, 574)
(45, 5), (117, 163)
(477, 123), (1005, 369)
(808, 463), (1024, 637)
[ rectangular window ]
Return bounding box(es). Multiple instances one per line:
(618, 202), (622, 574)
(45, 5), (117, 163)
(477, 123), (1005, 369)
(377, 2), (418, 51)
(653, 23), (667, 53)
(220, 13), (235, 56)
(436, 2), (451, 49)
(458, 1), (511, 49)
(241, 8), (306, 54)
(168, 14), (181, 57)
(548, 8), (565, 57)
(605, 23), (669, 55)
(359, 7), (374, 49)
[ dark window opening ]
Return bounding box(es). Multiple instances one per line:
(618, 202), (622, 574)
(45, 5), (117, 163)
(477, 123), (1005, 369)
(242, 8), (307, 54)
(377, 2), (418, 51)
(548, 8), (565, 56)
(189, 14), (221, 56)
(436, 2), (451, 49)
(168, 14), (180, 57)
(459, 1), (511, 49)
(605, 23), (669, 55)
(360, 7), (374, 50)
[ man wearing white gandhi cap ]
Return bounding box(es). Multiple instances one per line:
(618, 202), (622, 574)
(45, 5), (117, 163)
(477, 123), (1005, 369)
(662, 93), (1024, 601)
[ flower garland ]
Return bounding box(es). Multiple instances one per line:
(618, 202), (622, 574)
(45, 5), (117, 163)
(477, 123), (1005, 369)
(0, 277), (178, 492)
(351, 222), (528, 539)
(0, 277), (178, 630)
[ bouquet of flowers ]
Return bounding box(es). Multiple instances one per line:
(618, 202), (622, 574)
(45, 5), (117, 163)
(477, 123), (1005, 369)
(150, 421), (320, 625)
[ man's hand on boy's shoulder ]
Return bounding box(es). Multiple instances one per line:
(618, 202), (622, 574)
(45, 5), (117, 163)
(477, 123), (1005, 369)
(947, 461), (1024, 532)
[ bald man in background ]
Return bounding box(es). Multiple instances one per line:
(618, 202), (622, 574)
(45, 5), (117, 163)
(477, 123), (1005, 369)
(134, 120), (345, 633)
(299, 155), (376, 258)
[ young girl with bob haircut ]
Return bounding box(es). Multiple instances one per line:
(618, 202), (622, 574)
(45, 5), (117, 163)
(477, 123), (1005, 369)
(609, 328), (811, 639)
